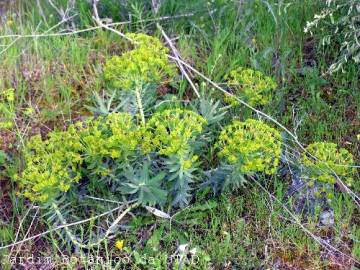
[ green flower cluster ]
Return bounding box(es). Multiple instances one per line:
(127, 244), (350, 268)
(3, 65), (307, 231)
(224, 67), (277, 106)
(19, 127), (84, 203)
(103, 33), (176, 90)
(79, 113), (147, 165)
(19, 113), (148, 203)
(301, 142), (355, 186)
(0, 88), (15, 129)
(147, 108), (206, 158)
(127, 33), (168, 51)
(216, 119), (282, 175)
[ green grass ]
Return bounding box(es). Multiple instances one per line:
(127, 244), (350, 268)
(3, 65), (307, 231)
(0, 0), (359, 269)
(2, 182), (353, 269)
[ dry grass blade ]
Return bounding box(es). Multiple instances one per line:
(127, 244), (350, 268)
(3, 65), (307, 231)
(0, 203), (127, 250)
(158, 23), (201, 98)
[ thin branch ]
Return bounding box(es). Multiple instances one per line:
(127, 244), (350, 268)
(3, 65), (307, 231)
(9, 203), (35, 255)
(13, 207), (39, 260)
(92, 0), (131, 41)
(157, 23), (200, 98)
(0, 202), (128, 250)
(0, 12), (195, 40)
(52, 202), (139, 249)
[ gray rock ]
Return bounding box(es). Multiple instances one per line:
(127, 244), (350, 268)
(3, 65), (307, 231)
(319, 210), (335, 227)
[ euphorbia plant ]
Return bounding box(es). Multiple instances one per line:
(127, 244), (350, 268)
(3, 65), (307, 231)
(17, 112), (154, 248)
(210, 119), (282, 191)
(147, 108), (207, 207)
(16, 105), (285, 248)
(19, 125), (84, 203)
(301, 142), (355, 199)
(103, 33), (177, 123)
(14, 33), (290, 251)
(224, 67), (277, 107)
(19, 112), (149, 203)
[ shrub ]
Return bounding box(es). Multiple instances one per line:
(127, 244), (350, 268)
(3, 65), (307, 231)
(304, 0), (360, 72)
(301, 142), (355, 187)
(216, 119), (282, 175)
(224, 67), (277, 106)
(103, 33), (176, 90)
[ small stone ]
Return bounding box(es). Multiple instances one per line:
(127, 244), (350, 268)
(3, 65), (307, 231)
(319, 210), (334, 226)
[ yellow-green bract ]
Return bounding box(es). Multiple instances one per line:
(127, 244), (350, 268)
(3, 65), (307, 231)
(79, 113), (150, 165)
(216, 119), (282, 175)
(301, 142), (355, 186)
(225, 67), (277, 106)
(18, 113), (150, 203)
(19, 127), (84, 203)
(147, 108), (206, 159)
(103, 33), (176, 90)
